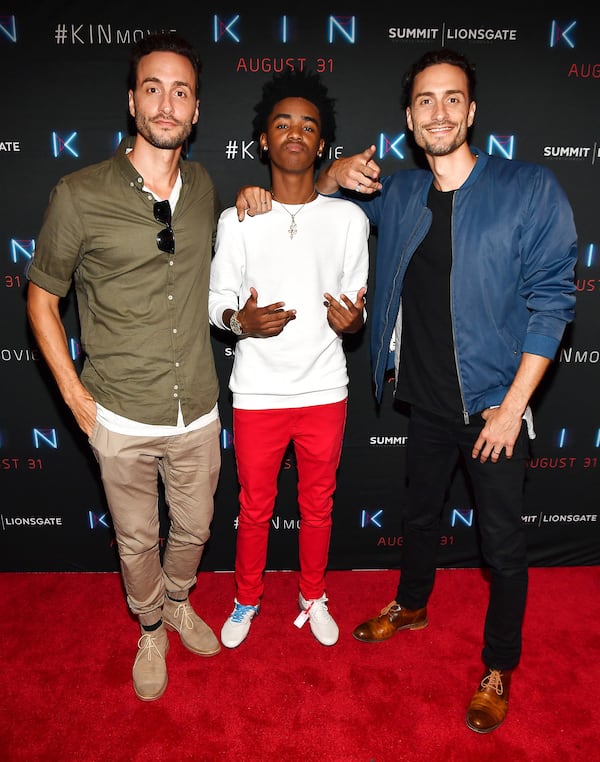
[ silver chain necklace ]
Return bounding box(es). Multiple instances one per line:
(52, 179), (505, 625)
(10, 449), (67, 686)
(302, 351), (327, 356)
(271, 188), (317, 239)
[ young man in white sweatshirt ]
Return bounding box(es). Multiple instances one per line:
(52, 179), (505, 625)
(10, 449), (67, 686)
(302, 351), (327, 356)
(209, 69), (369, 648)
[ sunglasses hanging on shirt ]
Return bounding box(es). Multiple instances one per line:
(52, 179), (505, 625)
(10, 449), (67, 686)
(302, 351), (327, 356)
(154, 200), (175, 255)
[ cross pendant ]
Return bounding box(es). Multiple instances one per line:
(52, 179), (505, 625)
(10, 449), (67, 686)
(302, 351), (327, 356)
(288, 217), (298, 239)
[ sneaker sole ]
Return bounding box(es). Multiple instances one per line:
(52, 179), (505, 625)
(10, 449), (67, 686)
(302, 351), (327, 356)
(310, 633), (339, 646)
(221, 640), (246, 649)
(220, 629), (251, 649)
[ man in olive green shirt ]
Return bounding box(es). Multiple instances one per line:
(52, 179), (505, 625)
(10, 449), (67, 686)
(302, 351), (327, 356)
(27, 32), (222, 702)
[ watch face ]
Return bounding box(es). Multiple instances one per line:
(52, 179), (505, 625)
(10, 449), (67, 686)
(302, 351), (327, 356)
(230, 312), (243, 335)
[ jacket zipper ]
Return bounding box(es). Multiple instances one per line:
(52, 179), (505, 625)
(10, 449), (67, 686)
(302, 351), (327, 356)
(449, 192), (470, 425)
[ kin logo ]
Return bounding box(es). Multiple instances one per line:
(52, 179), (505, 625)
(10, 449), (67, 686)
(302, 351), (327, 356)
(52, 131), (79, 158)
(10, 239), (35, 263)
(32, 428), (58, 449)
(220, 428), (234, 449)
(379, 133), (406, 160)
(549, 20), (576, 48)
(69, 338), (82, 361)
(361, 509), (383, 528)
(450, 508), (474, 528)
(88, 511), (111, 529)
(583, 243), (595, 268)
(0, 15), (16, 42)
(213, 14), (240, 42)
(328, 16), (356, 44)
(212, 14), (356, 44)
(487, 135), (515, 160)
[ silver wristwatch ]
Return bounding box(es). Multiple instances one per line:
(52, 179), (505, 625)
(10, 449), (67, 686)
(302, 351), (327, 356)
(229, 310), (243, 336)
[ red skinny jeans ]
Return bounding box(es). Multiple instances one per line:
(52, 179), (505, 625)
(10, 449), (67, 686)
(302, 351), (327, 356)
(232, 400), (347, 604)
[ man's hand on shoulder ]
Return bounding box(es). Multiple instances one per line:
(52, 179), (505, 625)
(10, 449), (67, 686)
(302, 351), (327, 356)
(235, 186), (273, 221)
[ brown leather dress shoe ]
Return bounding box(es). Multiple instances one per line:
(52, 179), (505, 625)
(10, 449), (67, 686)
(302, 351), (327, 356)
(352, 600), (428, 642)
(466, 667), (512, 734)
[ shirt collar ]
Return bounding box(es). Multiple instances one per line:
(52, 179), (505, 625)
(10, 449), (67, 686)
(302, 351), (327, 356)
(114, 135), (187, 191)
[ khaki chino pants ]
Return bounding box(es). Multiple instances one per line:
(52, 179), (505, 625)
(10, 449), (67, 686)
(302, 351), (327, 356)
(89, 418), (221, 626)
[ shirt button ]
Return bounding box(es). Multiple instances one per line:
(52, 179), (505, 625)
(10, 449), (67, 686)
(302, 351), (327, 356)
(173, 385), (179, 390)
(169, 260), (174, 266)
(173, 393), (179, 398)
(175, 362), (180, 368)
(173, 328), (177, 334)
(168, 294), (173, 300)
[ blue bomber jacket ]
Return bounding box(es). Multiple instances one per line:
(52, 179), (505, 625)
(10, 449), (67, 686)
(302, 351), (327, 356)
(348, 148), (577, 417)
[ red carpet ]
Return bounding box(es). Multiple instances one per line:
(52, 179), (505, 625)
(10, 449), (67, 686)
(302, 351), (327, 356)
(1, 567), (598, 761)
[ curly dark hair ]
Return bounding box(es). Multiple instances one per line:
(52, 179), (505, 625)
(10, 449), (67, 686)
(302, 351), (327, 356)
(128, 32), (202, 98)
(401, 48), (476, 110)
(252, 69), (336, 147)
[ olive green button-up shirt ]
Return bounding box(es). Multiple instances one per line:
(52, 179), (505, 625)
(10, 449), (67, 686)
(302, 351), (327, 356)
(28, 137), (220, 426)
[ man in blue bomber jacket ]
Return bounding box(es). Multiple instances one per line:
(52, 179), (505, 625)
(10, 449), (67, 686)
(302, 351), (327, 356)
(312, 49), (577, 734)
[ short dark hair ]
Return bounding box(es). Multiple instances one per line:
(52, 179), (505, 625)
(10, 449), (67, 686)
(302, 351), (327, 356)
(128, 32), (202, 98)
(252, 69), (336, 147)
(401, 48), (476, 109)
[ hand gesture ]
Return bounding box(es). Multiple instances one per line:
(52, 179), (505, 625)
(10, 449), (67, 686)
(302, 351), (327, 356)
(317, 145), (382, 195)
(238, 287), (296, 337)
(323, 287), (367, 335)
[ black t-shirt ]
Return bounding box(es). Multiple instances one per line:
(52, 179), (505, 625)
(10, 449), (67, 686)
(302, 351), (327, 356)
(395, 185), (463, 417)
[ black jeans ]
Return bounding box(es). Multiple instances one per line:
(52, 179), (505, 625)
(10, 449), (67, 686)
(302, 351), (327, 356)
(397, 406), (529, 670)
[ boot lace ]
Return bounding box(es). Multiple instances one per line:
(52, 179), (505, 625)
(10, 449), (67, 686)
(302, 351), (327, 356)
(173, 602), (194, 631)
(135, 632), (164, 664)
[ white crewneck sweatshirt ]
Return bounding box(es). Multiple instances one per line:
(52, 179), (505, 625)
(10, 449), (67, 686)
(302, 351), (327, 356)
(209, 194), (370, 410)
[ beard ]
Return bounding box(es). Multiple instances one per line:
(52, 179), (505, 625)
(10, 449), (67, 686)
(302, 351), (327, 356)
(416, 123), (468, 157)
(422, 139), (461, 157)
(134, 113), (193, 150)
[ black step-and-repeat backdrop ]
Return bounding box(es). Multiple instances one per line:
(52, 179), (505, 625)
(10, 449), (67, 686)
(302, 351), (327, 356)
(1, 2), (599, 572)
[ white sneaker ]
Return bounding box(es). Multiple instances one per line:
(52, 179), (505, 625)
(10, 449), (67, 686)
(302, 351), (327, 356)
(299, 593), (339, 646)
(221, 599), (259, 648)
